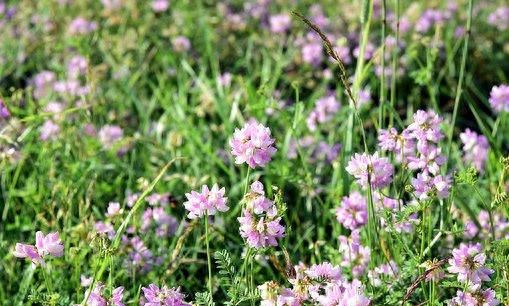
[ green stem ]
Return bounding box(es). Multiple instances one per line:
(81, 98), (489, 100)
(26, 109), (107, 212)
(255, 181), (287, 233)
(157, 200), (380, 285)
(446, 0), (474, 164)
(389, 0), (400, 128)
(41, 266), (53, 295)
(379, 0), (387, 129)
(243, 167), (251, 195)
(204, 214), (213, 299)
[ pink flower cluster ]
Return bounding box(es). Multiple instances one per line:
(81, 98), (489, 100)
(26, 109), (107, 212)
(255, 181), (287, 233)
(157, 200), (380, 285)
(238, 181), (285, 248)
(84, 283), (125, 306)
(230, 120), (276, 168)
(447, 243), (494, 285)
(378, 110), (451, 200)
(489, 84), (509, 113)
(141, 284), (189, 306)
(183, 184), (228, 219)
(338, 230), (370, 277)
(460, 128), (489, 172)
(346, 152), (394, 189)
(259, 262), (370, 306)
(336, 192), (367, 230)
(448, 288), (499, 306)
(13, 231), (64, 267)
(306, 95), (340, 131)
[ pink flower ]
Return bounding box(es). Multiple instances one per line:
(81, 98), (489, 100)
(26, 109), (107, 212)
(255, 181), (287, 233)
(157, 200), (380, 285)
(336, 192), (367, 230)
(141, 284), (189, 306)
(13, 231), (63, 267)
(68, 17), (97, 35)
(40, 120), (60, 141)
(448, 288), (499, 306)
(269, 14), (291, 33)
(183, 184), (228, 219)
(489, 84), (509, 113)
(151, 0), (169, 12)
(306, 95), (340, 131)
(238, 181), (285, 248)
(35, 231), (64, 257)
(13, 243), (45, 266)
(447, 243), (494, 285)
(106, 202), (121, 217)
(460, 129), (489, 172)
(346, 152), (394, 189)
(172, 36), (190, 52)
(230, 120), (276, 168)
(98, 125), (123, 149)
(338, 230), (370, 277)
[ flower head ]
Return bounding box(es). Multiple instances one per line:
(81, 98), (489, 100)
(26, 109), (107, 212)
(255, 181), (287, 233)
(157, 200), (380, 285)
(346, 152), (394, 189)
(447, 243), (494, 285)
(230, 120), (276, 168)
(489, 84), (509, 113)
(183, 184), (228, 219)
(141, 284), (189, 306)
(336, 192), (367, 230)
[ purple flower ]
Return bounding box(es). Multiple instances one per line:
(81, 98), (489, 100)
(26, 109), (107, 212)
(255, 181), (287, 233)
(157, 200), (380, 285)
(67, 55), (88, 79)
(230, 120), (276, 168)
(95, 221), (115, 239)
(447, 243), (494, 285)
(0, 99), (10, 119)
(306, 95), (340, 131)
(68, 17), (97, 35)
(460, 129), (489, 171)
(346, 152), (394, 189)
(151, 0), (169, 12)
(238, 181), (285, 248)
(448, 288), (499, 306)
(13, 231), (64, 267)
(406, 110), (443, 149)
(269, 14), (291, 33)
(489, 84), (509, 113)
(172, 36), (190, 52)
(183, 184), (228, 219)
(488, 7), (509, 31)
(98, 125), (123, 149)
(13, 243), (45, 266)
(141, 284), (189, 306)
(368, 261), (398, 287)
(124, 236), (155, 273)
(106, 202), (121, 217)
(306, 262), (342, 281)
(336, 192), (367, 230)
(316, 280), (370, 306)
(301, 42), (323, 66)
(40, 120), (60, 141)
(338, 230), (370, 277)
(85, 283), (125, 306)
(35, 231), (64, 257)
(412, 172), (451, 200)
(31, 71), (56, 99)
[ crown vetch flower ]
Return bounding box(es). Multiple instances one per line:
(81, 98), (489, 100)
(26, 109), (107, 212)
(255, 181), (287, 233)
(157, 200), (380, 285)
(13, 243), (45, 266)
(489, 84), (509, 113)
(460, 129), (489, 172)
(448, 288), (499, 306)
(35, 231), (64, 257)
(238, 181), (285, 248)
(346, 152), (394, 189)
(336, 192), (367, 230)
(447, 243), (494, 285)
(183, 184), (228, 219)
(141, 284), (189, 306)
(230, 120), (276, 168)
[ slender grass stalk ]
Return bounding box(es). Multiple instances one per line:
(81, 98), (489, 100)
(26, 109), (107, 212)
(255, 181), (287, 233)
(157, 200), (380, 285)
(204, 213), (213, 299)
(379, 0), (387, 129)
(243, 167), (251, 195)
(446, 0), (474, 163)
(389, 0), (400, 128)
(41, 266), (53, 295)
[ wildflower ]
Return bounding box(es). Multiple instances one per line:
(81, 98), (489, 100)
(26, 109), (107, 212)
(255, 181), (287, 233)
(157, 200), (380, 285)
(447, 243), (494, 285)
(151, 0), (169, 12)
(368, 261), (398, 287)
(141, 284), (189, 306)
(81, 275), (93, 287)
(230, 120), (276, 168)
(306, 95), (340, 131)
(0, 99), (10, 119)
(98, 125), (123, 149)
(487, 7), (509, 31)
(31, 71), (56, 99)
(460, 129), (489, 172)
(95, 221), (115, 239)
(412, 172), (451, 200)
(301, 42), (323, 66)
(124, 236), (156, 273)
(85, 283), (125, 306)
(488, 84), (509, 113)
(336, 192), (367, 230)
(106, 202), (121, 218)
(317, 280), (370, 306)
(40, 120), (60, 141)
(448, 288), (499, 306)
(406, 110), (443, 149)
(13, 231), (63, 267)
(238, 181), (285, 248)
(269, 14), (291, 33)
(338, 230), (370, 277)
(53, 79), (89, 96)
(346, 152), (394, 189)
(172, 36), (190, 52)
(67, 55), (88, 79)
(35, 231), (64, 257)
(183, 184), (228, 219)
(259, 282), (301, 306)
(68, 17), (97, 35)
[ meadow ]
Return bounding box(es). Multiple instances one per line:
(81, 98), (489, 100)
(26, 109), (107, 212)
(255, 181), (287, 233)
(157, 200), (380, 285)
(0, 0), (509, 305)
